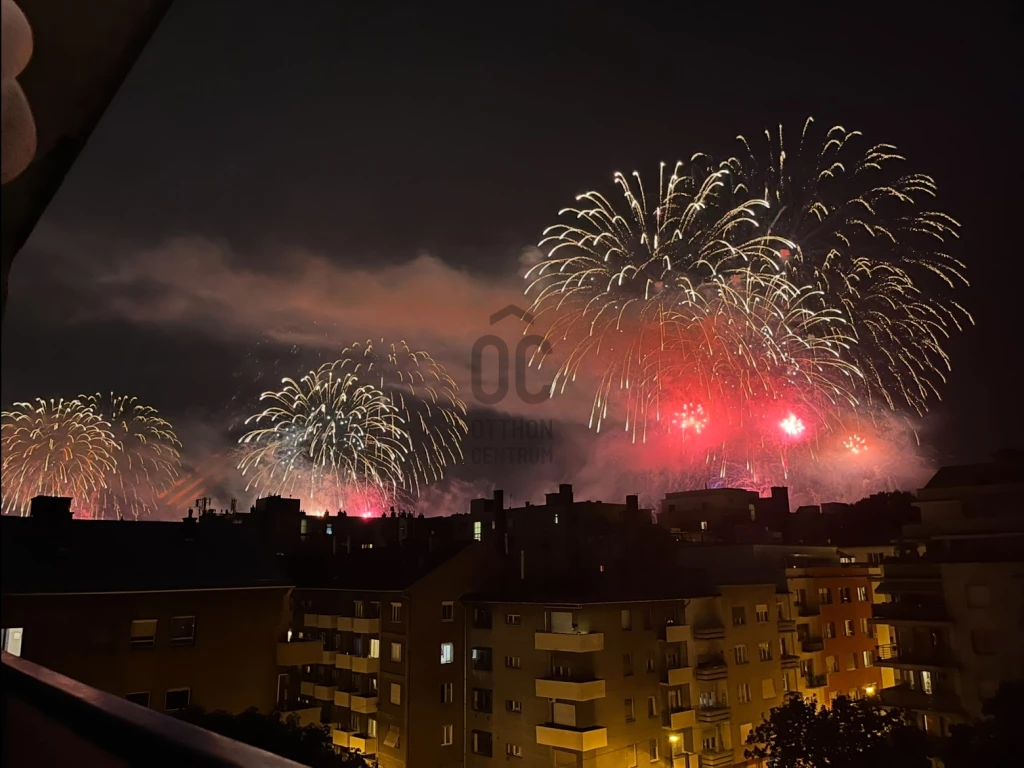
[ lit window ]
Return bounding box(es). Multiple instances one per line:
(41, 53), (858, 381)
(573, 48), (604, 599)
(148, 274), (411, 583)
(856, 586), (868, 602)
(921, 670), (934, 695)
(700, 521), (708, 531)
(818, 587), (833, 605)
(369, 638), (380, 658)
(863, 650), (874, 668)
(440, 642), (455, 665)
(755, 604), (769, 623)
(505, 613), (521, 626)
(506, 743), (523, 759)
(732, 606), (746, 626)
(391, 642), (403, 663)
(169, 616), (196, 648)
(391, 602), (402, 622)
(554, 514), (559, 524)
(390, 682), (402, 705)
(734, 644), (749, 664)
(473, 521), (482, 541)
(326, 523), (333, 535)
(164, 688), (191, 711)
(737, 683), (751, 703)
(441, 602), (454, 622)
(125, 692), (150, 708)
(506, 699), (523, 713)
(844, 620), (855, 637)
(1, 628), (24, 657)
(130, 619), (158, 649)
(758, 641), (772, 661)
(441, 724), (454, 746)
(823, 621), (836, 639)
(504, 655), (522, 669)
(300, 519), (308, 535)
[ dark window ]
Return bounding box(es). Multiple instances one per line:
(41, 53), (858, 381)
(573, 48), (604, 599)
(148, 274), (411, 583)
(471, 647), (492, 671)
(471, 730), (493, 757)
(472, 688), (493, 713)
(472, 607), (492, 629)
(164, 688), (191, 711)
(169, 616), (196, 648)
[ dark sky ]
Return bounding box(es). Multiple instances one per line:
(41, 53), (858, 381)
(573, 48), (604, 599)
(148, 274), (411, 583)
(2, 1), (1020, 509)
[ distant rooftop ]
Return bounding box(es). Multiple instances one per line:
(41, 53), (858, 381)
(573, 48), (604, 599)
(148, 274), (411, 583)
(923, 452), (1024, 491)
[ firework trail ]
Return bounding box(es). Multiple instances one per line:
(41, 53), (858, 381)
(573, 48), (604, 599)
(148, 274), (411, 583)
(80, 393), (182, 519)
(237, 362), (410, 514)
(337, 339), (468, 495)
(1, 398), (117, 516)
(524, 119), (969, 496)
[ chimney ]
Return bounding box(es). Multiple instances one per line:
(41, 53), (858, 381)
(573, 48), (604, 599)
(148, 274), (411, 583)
(559, 484), (574, 504)
(493, 489), (504, 511)
(626, 495), (639, 513)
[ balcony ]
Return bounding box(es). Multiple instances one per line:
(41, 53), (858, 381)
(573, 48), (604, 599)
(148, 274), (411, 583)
(276, 638), (323, 667)
(3, 652), (304, 768)
(351, 618), (380, 634)
(662, 666), (694, 687)
(534, 632), (604, 653)
(350, 694), (378, 714)
(349, 734), (377, 754)
(781, 654), (800, 669)
(804, 674), (828, 689)
(351, 656), (380, 674)
(336, 617), (353, 632)
(799, 637), (824, 653)
(696, 706), (730, 724)
(880, 684), (963, 714)
(334, 690), (350, 707)
(873, 644), (956, 669)
(317, 614), (338, 630)
(872, 602), (951, 625)
(320, 650), (337, 665)
(535, 724), (608, 751)
(304, 613), (319, 626)
(277, 703), (322, 727)
(335, 654), (353, 670)
(699, 750), (735, 768)
(695, 656), (728, 681)
(535, 677), (606, 702)
(778, 618), (797, 633)
(313, 684), (337, 701)
(665, 624), (692, 644)
(333, 728), (351, 749)
(797, 604), (821, 617)
(300, 681), (315, 697)
(693, 624), (725, 640)
(663, 708), (697, 730)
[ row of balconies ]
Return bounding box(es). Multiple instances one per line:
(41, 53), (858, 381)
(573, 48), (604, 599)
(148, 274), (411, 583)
(303, 614), (381, 633)
(332, 729), (377, 754)
(872, 643), (957, 669)
(276, 639), (381, 672)
(294, 683), (380, 713)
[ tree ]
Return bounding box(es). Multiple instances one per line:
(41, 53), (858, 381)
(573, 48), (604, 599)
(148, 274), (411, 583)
(944, 681), (1024, 766)
(174, 708), (370, 768)
(745, 694), (931, 768)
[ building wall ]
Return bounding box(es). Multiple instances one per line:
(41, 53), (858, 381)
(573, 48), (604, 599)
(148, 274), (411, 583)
(2, 586), (290, 714)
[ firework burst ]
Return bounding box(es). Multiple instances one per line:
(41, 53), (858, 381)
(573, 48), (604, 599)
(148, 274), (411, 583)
(237, 363), (410, 513)
(1, 398), (117, 516)
(337, 339), (468, 495)
(80, 393), (182, 519)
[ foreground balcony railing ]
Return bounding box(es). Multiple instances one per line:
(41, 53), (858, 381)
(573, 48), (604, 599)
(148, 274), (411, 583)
(2, 651), (305, 767)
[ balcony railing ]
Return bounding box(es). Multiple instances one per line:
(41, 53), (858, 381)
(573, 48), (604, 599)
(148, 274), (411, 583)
(535, 724), (608, 751)
(535, 677), (606, 701)
(804, 674), (828, 688)
(872, 602), (951, 624)
(699, 751), (735, 768)
(276, 638), (324, 667)
(800, 637), (824, 653)
(2, 652), (306, 767)
(665, 624), (692, 644)
(662, 708), (696, 730)
(781, 654), (800, 669)
(692, 624), (725, 640)
(695, 655), (728, 681)
(696, 706), (730, 723)
(778, 618), (797, 633)
(797, 604), (821, 617)
(534, 631), (604, 653)
(880, 684), (963, 714)
(874, 644), (957, 668)
(662, 666), (694, 687)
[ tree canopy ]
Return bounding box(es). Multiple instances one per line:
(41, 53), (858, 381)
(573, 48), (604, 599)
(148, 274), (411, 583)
(943, 681), (1024, 766)
(174, 707), (369, 768)
(745, 694), (930, 768)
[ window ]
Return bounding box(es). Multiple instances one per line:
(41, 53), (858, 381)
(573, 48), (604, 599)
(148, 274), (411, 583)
(966, 584), (991, 608)
(667, 688), (684, 711)
(782, 672), (791, 692)
(625, 697), (635, 722)
(472, 607), (491, 628)
(818, 587), (833, 605)
(737, 682), (751, 703)
(734, 644), (749, 664)
(441, 723), (453, 746)
(666, 650), (680, 669)
(164, 688), (190, 711)
(626, 745), (638, 768)
(739, 722), (753, 748)
(700, 520), (708, 531)
(471, 647), (492, 670)
(971, 630), (996, 655)
(506, 699), (522, 713)
(826, 655), (839, 673)
(755, 603), (770, 623)
(471, 730), (493, 757)
(795, 588), (807, 607)
(441, 682), (453, 704)
(169, 616), (196, 648)
(921, 670), (934, 695)
(354, 600), (365, 618)
(441, 602), (454, 621)
(839, 587), (852, 604)
(860, 618), (871, 638)
(383, 725), (400, 748)
(368, 637), (380, 659)
(847, 653), (859, 671)
(505, 613), (521, 626)
(645, 657), (655, 673)
(390, 641), (403, 663)
(390, 682), (402, 705)
(823, 621), (836, 639)
(440, 642), (454, 665)
(506, 744), (523, 759)
(505, 655), (522, 669)
(647, 696), (657, 718)
(758, 641), (773, 661)
(856, 586), (868, 602)
(125, 692), (150, 707)
(391, 602), (402, 622)
(472, 688), (493, 713)
(473, 521), (482, 541)
(863, 650), (874, 668)
(1, 628), (23, 657)
(130, 619), (158, 649)
(621, 609), (632, 630)
(623, 652), (634, 676)
(732, 606), (747, 626)
(843, 620), (855, 637)
(759, 677), (776, 700)
(702, 734), (718, 751)
(648, 738), (659, 762)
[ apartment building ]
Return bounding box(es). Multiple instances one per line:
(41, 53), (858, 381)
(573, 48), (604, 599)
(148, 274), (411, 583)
(283, 540), (491, 768)
(871, 455), (1024, 737)
(1, 497), (292, 715)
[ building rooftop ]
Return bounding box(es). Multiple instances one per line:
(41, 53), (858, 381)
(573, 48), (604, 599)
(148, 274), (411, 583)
(923, 454), (1024, 491)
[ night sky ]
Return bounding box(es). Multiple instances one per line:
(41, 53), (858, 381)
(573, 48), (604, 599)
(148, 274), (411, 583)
(2, 1), (1020, 512)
